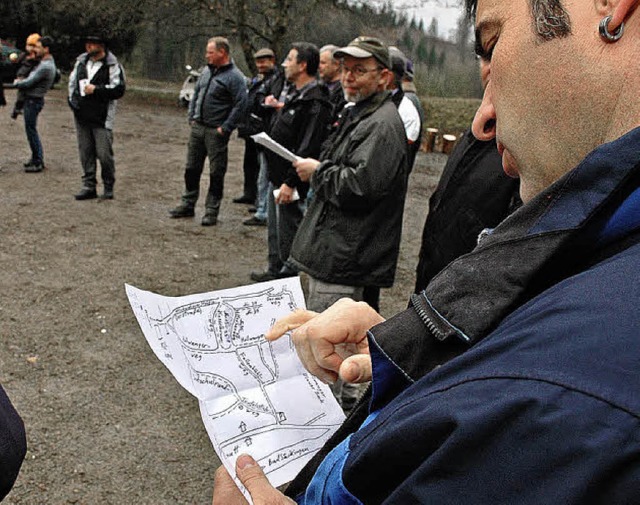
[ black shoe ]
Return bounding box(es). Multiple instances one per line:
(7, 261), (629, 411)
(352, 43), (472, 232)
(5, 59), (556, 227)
(74, 188), (98, 200)
(201, 213), (218, 226)
(243, 216), (266, 227)
(277, 267), (298, 279)
(232, 195), (255, 204)
(23, 160), (35, 168)
(248, 207), (257, 214)
(25, 163), (44, 173)
(250, 270), (279, 282)
(169, 204), (195, 218)
(99, 189), (114, 200)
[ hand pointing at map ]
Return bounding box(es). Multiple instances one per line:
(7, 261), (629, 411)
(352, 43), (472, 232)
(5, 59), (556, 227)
(265, 298), (385, 385)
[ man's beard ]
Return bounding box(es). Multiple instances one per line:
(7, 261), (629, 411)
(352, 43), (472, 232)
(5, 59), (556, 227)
(344, 90), (370, 103)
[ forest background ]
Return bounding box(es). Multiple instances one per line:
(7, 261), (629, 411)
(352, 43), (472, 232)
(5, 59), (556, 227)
(0, 0), (480, 100)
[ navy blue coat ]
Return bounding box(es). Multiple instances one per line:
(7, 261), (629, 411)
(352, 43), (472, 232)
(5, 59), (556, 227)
(293, 127), (640, 503)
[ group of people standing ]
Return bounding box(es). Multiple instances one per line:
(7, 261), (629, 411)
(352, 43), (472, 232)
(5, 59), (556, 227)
(167, 36), (424, 409)
(2, 33), (125, 199)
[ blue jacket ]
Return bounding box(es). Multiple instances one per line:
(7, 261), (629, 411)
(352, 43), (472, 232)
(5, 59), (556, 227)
(188, 62), (247, 133)
(294, 127), (640, 503)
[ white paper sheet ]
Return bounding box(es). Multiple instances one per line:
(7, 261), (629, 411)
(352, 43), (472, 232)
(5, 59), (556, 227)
(126, 278), (345, 502)
(251, 132), (301, 163)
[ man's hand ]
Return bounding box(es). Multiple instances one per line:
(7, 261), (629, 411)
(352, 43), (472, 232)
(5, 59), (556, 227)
(275, 183), (294, 204)
(264, 95), (284, 110)
(293, 158), (321, 182)
(84, 83), (96, 95)
(265, 298), (384, 384)
(212, 454), (295, 505)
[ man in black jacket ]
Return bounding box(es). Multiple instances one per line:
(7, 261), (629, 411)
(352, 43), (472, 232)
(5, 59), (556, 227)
(233, 48), (277, 206)
(250, 42), (333, 282)
(68, 35), (125, 200)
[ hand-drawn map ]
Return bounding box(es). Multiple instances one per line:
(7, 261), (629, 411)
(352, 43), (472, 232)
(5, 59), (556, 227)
(126, 278), (345, 502)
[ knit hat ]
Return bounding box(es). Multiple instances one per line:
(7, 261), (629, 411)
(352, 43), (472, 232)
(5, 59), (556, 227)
(26, 33), (41, 46)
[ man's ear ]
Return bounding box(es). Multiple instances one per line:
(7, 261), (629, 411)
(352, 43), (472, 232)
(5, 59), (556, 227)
(378, 68), (391, 89)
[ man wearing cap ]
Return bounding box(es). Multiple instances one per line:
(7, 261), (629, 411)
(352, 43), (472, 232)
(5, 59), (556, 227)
(68, 35), (126, 200)
(11, 35), (57, 173)
(288, 36), (408, 410)
(233, 47), (277, 208)
(169, 36), (248, 226)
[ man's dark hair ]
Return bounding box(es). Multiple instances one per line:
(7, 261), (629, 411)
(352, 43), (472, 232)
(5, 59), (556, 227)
(209, 36), (230, 54)
(291, 42), (320, 76)
(40, 36), (54, 49)
(465, 0), (571, 40)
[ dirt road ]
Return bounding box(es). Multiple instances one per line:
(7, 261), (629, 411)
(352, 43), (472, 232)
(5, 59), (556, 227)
(0, 87), (445, 504)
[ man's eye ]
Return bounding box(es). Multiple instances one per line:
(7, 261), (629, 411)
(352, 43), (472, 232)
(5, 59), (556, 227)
(474, 39), (495, 62)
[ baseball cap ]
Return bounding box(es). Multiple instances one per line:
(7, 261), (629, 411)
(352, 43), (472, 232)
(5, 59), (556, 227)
(253, 48), (275, 59)
(389, 46), (408, 79)
(334, 36), (390, 69)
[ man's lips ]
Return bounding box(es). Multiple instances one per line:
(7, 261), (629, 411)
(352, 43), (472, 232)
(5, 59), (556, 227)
(497, 141), (520, 179)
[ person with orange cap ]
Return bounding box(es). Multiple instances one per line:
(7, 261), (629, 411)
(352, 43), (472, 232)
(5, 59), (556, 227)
(10, 33), (41, 120)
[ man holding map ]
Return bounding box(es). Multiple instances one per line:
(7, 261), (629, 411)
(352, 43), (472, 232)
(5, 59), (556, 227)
(249, 42), (333, 283)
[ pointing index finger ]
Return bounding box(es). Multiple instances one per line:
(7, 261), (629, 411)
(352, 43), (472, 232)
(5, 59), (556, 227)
(264, 309), (318, 341)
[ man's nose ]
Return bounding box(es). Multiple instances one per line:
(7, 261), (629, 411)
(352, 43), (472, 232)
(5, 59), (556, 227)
(471, 83), (497, 141)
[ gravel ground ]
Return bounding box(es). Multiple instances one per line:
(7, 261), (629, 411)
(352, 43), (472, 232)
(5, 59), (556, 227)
(0, 87), (447, 504)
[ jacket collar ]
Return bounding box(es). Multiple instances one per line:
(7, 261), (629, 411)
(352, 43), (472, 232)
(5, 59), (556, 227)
(413, 126), (640, 347)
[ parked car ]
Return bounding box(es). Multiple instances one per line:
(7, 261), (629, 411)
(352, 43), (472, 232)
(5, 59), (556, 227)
(0, 39), (23, 83)
(178, 65), (202, 107)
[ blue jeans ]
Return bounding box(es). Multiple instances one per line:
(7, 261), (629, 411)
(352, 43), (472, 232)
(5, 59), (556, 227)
(23, 97), (44, 164)
(253, 151), (269, 221)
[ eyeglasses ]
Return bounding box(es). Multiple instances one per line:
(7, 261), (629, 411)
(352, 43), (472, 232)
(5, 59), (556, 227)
(340, 64), (383, 78)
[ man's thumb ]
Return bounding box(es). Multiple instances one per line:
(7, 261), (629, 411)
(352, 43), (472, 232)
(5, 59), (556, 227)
(235, 454), (270, 494)
(339, 355), (372, 383)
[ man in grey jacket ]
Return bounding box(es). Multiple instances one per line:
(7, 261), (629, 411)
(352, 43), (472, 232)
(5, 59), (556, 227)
(169, 36), (248, 226)
(11, 36), (57, 173)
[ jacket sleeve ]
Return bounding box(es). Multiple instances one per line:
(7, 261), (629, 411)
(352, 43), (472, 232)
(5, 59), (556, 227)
(344, 377), (640, 504)
(311, 114), (406, 212)
(68, 60), (80, 107)
(13, 63), (48, 89)
(0, 385), (26, 501)
(220, 72), (248, 134)
(284, 100), (331, 188)
(93, 63), (125, 100)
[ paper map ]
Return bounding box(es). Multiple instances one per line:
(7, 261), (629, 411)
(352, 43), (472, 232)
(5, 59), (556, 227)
(125, 278), (345, 502)
(251, 132), (301, 163)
